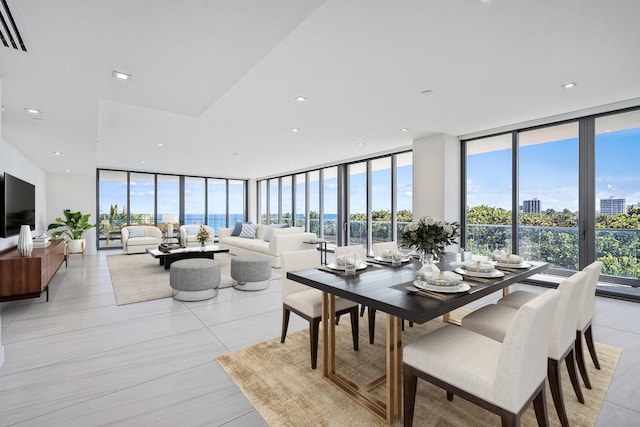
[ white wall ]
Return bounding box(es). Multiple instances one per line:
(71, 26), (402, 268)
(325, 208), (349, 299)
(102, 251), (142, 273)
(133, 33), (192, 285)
(0, 139), (48, 252)
(46, 173), (98, 255)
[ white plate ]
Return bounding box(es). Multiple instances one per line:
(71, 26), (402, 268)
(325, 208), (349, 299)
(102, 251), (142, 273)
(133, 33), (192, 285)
(413, 280), (471, 293)
(374, 256), (411, 263)
(493, 261), (531, 269)
(327, 262), (368, 271)
(454, 267), (504, 278)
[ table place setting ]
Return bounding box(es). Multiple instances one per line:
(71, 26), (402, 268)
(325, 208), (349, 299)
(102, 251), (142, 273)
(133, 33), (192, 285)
(449, 259), (506, 279)
(369, 249), (412, 267)
(491, 249), (532, 270)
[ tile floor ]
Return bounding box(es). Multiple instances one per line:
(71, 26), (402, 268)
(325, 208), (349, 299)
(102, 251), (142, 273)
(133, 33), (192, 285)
(0, 251), (638, 426)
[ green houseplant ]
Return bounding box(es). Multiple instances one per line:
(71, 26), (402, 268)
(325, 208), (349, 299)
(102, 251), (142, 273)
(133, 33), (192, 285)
(48, 210), (96, 254)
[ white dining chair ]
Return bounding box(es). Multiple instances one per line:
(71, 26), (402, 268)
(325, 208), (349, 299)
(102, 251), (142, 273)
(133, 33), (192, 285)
(281, 250), (359, 369)
(461, 271), (587, 427)
(371, 241), (397, 257)
(499, 261), (603, 390)
(403, 289), (560, 427)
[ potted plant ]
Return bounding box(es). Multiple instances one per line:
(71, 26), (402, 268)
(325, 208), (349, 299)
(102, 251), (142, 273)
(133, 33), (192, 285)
(47, 210), (96, 254)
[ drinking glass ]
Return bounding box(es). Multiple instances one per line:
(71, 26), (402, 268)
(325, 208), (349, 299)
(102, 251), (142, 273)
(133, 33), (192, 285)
(391, 251), (402, 267)
(344, 252), (357, 275)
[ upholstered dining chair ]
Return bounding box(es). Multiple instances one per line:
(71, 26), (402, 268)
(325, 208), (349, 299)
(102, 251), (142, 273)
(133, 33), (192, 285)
(403, 289), (560, 427)
(371, 241), (397, 257)
(281, 250), (359, 369)
(498, 261), (604, 390)
(461, 271), (587, 427)
(333, 245), (377, 343)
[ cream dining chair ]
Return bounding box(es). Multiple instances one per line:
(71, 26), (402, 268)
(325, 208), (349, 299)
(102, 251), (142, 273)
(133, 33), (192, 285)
(281, 250), (359, 369)
(461, 271), (587, 427)
(371, 241), (397, 257)
(403, 289), (560, 427)
(498, 261), (603, 390)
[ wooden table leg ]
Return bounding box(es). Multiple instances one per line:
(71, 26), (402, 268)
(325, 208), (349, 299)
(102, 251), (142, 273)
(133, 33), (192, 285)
(386, 314), (402, 423)
(322, 292), (336, 376)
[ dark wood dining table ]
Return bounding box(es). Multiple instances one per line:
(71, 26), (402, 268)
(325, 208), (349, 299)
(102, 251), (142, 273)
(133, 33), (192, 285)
(286, 254), (548, 424)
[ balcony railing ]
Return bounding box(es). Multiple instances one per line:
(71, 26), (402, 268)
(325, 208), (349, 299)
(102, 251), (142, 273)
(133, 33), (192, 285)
(466, 224), (639, 283)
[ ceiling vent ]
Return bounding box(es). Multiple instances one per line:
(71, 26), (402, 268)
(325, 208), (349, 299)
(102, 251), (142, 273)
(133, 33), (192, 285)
(0, 0), (26, 52)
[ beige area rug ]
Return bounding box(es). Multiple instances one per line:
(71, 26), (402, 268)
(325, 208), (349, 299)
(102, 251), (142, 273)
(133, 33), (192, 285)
(106, 252), (281, 305)
(217, 311), (620, 427)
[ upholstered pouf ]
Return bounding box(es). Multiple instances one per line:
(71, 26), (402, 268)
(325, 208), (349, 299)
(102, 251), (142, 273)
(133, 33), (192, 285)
(231, 254), (272, 291)
(169, 258), (220, 301)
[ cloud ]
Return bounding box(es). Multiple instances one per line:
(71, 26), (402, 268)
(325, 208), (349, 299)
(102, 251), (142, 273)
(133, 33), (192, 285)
(607, 184), (616, 191)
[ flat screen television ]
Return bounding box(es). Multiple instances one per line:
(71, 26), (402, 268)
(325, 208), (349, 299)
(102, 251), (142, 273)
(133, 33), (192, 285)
(1, 173), (36, 238)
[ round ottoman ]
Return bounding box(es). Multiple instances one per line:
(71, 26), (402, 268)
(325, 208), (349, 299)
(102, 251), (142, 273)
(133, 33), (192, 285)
(231, 254), (272, 291)
(169, 258), (221, 301)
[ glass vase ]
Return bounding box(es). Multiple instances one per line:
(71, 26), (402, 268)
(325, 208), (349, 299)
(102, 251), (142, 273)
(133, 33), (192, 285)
(417, 251), (434, 279)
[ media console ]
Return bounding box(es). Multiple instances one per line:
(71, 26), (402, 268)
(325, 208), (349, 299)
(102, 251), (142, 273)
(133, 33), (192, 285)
(0, 239), (66, 302)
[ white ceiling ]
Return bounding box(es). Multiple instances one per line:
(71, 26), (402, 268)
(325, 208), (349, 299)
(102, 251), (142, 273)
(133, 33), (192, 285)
(2, 0), (640, 180)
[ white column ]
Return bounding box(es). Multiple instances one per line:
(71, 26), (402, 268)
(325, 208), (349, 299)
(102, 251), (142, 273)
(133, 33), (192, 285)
(412, 133), (462, 250)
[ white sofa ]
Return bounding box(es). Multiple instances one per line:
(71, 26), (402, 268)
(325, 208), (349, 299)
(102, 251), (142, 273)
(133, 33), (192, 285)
(219, 224), (316, 268)
(179, 224), (215, 247)
(121, 225), (163, 254)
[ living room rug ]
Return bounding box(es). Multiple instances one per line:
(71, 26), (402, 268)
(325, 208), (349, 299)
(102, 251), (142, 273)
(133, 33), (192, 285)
(217, 312), (620, 427)
(106, 252), (281, 305)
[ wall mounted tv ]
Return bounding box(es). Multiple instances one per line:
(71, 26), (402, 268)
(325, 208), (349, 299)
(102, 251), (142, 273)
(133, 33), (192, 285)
(1, 173), (36, 238)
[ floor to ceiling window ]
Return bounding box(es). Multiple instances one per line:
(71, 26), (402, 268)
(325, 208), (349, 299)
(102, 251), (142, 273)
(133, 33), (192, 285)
(349, 162), (367, 246)
(184, 177), (205, 225)
(463, 106), (640, 294)
(256, 150), (412, 254)
(595, 110), (640, 283)
(97, 170), (246, 248)
(269, 179), (279, 224)
(371, 157), (392, 244)
(322, 167), (338, 246)
(157, 174), (180, 227)
(97, 170), (128, 248)
(129, 172), (156, 224)
(518, 123), (579, 271)
(208, 179), (226, 236)
(465, 134), (513, 256)
(295, 173), (306, 228)
(396, 151), (413, 240)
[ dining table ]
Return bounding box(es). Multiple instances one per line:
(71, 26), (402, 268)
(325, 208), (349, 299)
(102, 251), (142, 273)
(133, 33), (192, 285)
(286, 253), (548, 424)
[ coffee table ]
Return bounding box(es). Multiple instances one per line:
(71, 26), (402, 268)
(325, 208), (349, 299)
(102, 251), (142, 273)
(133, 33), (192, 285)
(146, 245), (229, 269)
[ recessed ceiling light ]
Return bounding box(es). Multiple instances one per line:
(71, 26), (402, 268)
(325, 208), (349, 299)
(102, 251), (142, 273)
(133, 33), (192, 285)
(356, 142), (364, 146)
(562, 82), (577, 89)
(232, 153), (239, 156)
(1, 105), (6, 112)
(140, 160), (146, 164)
(112, 71), (132, 81)
(420, 90), (434, 96)
(53, 151), (62, 156)
(291, 128), (300, 132)
(65, 169), (71, 173)
(294, 96), (307, 102)
(400, 128), (409, 132)
(24, 108), (40, 114)
(157, 142), (163, 147)
(32, 117), (42, 121)
(201, 166), (206, 170)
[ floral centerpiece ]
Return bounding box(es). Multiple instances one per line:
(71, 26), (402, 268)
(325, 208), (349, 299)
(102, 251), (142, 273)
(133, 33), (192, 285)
(400, 216), (460, 261)
(196, 225), (210, 248)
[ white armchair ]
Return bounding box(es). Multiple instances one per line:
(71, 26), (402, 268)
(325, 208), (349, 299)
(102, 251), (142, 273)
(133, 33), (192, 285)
(121, 225), (163, 254)
(179, 224), (215, 247)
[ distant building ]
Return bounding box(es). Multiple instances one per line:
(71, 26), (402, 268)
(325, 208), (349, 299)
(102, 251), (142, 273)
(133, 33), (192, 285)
(600, 197), (626, 215)
(522, 198), (541, 214)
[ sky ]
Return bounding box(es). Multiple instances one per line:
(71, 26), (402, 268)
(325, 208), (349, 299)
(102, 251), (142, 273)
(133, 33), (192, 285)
(467, 128), (640, 212)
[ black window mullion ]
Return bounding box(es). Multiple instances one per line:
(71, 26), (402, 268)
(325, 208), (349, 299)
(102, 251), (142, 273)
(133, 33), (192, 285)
(512, 131), (519, 255)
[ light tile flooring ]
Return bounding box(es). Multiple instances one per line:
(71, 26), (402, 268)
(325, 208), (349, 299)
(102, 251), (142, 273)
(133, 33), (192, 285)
(0, 252), (639, 426)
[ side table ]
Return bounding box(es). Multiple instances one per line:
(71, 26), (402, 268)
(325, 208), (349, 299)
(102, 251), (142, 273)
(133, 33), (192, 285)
(304, 238), (328, 265)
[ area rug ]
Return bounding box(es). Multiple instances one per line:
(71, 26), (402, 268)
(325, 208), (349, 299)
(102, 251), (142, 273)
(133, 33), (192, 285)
(217, 312), (621, 427)
(106, 252), (281, 305)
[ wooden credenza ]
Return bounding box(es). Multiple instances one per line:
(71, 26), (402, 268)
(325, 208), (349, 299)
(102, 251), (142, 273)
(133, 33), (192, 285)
(0, 239), (65, 302)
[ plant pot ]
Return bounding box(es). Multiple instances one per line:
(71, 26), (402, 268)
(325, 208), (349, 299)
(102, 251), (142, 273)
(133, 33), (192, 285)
(67, 239), (85, 254)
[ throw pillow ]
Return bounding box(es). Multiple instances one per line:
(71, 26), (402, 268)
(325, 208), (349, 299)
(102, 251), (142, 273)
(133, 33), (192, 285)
(239, 222), (258, 239)
(263, 224), (290, 242)
(127, 227), (146, 238)
(231, 221), (251, 236)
